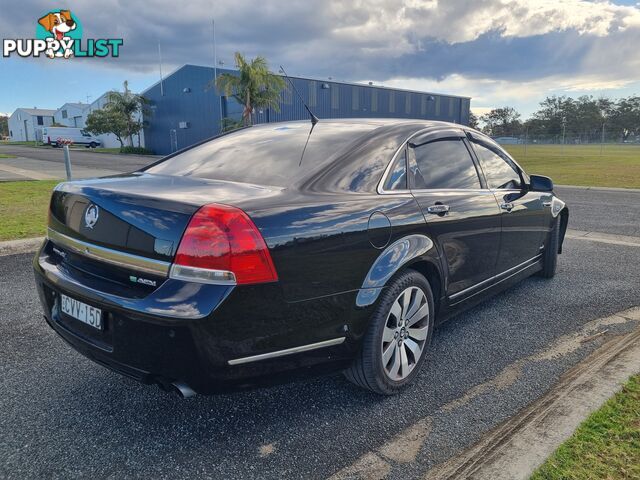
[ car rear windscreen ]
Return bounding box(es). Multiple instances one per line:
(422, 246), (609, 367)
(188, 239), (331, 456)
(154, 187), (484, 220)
(146, 122), (379, 187)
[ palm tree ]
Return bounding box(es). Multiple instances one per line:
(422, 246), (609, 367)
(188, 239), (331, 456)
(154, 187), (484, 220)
(105, 81), (149, 147)
(213, 52), (286, 126)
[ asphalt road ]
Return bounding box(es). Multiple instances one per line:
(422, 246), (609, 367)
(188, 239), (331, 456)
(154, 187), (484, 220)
(0, 144), (159, 172)
(1, 189), (639, 479)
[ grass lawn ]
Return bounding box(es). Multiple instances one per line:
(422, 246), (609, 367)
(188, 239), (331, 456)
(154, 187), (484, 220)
(91, 147), (123, 154)
(0, 141), (47, 147)
(531, 374), (640, 479)
(0, 153), (16, 158)
(0, 180), (59, 241)
(505, 144), (640, 189)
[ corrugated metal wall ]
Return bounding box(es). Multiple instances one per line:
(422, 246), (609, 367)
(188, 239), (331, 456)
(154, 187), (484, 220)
(143, 65), (471, 155)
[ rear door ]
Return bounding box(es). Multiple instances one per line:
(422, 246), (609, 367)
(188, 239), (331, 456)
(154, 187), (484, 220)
(408, 129), (502, 301)
(467, 132), (548, 274)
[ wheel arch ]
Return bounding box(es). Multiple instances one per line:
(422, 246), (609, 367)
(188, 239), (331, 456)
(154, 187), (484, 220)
(355, 234), (443, 309)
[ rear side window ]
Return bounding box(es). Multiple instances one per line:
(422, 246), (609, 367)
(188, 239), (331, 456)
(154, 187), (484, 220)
(471, 140), (522, 190)
(410, 138), (481, 190)
(382, 151), (407, 190)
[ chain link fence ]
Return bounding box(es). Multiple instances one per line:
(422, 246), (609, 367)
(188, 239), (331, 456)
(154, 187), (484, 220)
(491, 125), (640, 157)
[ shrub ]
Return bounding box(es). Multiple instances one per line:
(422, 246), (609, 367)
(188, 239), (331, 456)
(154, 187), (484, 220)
(120, 146), (154, 155)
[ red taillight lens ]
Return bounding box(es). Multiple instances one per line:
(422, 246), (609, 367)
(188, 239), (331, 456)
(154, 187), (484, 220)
(173, 203), (278, 285)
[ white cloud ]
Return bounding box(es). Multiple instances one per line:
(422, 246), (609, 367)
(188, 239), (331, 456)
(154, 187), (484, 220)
(382, 72), (640, 116)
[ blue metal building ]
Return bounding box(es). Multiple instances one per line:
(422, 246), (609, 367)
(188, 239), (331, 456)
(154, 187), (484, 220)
(142, 64), (471, 155)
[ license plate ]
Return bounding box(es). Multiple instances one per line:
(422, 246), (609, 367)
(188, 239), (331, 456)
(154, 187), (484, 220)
(60, 294), (102, 330)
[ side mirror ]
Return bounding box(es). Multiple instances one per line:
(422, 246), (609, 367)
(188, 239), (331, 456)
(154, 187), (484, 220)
(529, 174), (553, 192)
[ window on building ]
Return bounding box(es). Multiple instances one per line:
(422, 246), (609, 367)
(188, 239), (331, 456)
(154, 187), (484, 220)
(352, 86), (359, 111)
(308, 81), (317, 107)
(410, 138), (481, 190)
(389, 92), (395, 113)
(61, 110), (68, 119)
(371, 89), (378, 112)
(434, 97), (441, 116)
(405, 93), (411, 114)
(331, 85), (339, 109)
(37, 116), (43, 125)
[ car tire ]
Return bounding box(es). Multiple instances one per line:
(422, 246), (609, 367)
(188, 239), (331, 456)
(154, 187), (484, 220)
(89, 142), (97, 148)
(345, 269), (434, 395)
(538, 218), (560, 278)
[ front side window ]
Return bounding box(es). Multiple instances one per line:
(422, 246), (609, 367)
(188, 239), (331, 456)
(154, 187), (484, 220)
(471, 140), (521, 190)
(410, 138), (481, 190)
(383, 151), (407, 191)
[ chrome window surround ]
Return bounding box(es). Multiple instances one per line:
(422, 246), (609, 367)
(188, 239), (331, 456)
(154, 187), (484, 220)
(227, 337), (346, 365)
(377, 126), (484, 195)
(47, 228), (238, 286)
(378, 127), (537, 196)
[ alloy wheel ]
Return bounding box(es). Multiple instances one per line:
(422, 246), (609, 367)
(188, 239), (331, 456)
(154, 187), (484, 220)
(380, 286), (430, 381)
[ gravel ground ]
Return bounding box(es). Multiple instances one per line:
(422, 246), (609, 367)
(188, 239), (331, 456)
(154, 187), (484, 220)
(1, 189), (639, 479)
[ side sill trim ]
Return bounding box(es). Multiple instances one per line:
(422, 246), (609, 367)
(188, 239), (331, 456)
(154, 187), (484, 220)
(449, 254), (542, 303)
(227, 337), (346, 366)
(47, 228), (171, 277)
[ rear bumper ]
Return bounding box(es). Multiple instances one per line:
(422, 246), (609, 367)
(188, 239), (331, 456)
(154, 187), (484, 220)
(33, 243), (363, 394)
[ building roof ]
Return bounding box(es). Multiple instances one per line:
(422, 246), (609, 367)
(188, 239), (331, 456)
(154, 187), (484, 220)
(57, 103), (88, 110)
(15, 108), (56, 116)
(141, 63), (471, 100)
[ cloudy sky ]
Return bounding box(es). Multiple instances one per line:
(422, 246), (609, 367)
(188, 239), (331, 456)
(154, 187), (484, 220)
(1, 0), (639, 117)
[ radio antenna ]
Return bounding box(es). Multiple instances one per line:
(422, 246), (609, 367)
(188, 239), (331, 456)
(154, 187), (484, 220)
(279, 65), (319, 126)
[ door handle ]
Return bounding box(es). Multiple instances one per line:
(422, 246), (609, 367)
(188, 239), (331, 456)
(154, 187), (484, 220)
(500, 202), (514, 212)
(427, 204), (450, 215)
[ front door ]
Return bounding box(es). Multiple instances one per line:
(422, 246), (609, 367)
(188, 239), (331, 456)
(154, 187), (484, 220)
(408, 130), (502, 301)
(467, 133), (548, 274)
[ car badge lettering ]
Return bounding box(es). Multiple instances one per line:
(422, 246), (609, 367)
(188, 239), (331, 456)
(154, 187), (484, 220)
(84, 204), (99, 229)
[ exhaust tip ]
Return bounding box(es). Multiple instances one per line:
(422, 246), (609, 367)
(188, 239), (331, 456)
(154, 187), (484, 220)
(172, 381), (197, 399)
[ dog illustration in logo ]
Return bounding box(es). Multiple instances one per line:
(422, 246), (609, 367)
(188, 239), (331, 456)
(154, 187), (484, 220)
(38, 10), (76, 59)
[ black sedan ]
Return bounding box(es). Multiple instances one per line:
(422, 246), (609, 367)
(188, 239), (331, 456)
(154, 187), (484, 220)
(33, 119), (568, 396)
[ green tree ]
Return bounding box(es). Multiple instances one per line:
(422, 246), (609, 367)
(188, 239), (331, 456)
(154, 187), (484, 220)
(610, 96), (640, 141)
(480, 107), (522, 137)
(85, 81), (149, 147)
(213, 52), (286, 127)
(468, 111), (479, 129)
(0, 115), (8, 137)
(85, 108), (128, 147)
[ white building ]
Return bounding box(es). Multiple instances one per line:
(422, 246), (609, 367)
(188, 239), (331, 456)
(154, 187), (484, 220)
(9, 92), (145, 148)
(8, 108), (56, 142)
(54, 103), (88, 128)
(81, 93), (145, 148)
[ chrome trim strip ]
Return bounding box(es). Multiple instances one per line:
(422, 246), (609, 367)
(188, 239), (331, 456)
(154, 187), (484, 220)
(227, 337), (346, 366)
(47, 228), (170, 276)
(449, 254), (542, 302)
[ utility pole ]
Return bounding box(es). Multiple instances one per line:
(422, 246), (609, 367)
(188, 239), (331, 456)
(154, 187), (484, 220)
(561, 116), (566, 154)
(212, 19), (224, 133)
(600, 122), (605, 156)
(158, 42), (164, 96)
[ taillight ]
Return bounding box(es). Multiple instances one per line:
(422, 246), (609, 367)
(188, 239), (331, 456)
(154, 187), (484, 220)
(47, 136), (51, 144)
(170, 203), (278, 285)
